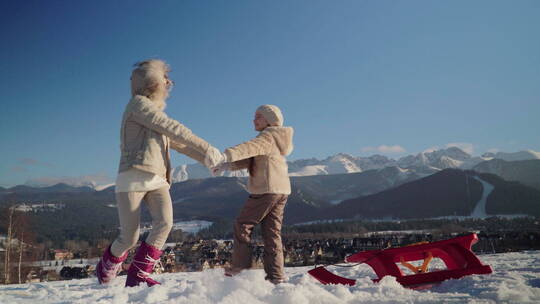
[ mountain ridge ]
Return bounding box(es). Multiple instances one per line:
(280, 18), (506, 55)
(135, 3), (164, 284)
(315, 169), (540, 222)
(9, 148), (540, 191)
(169, 148), (540, 184)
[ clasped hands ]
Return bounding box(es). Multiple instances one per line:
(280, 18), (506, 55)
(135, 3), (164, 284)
(203, 147), (230, 177)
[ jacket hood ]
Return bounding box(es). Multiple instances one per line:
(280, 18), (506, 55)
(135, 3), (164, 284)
(263, 126), (294, 156)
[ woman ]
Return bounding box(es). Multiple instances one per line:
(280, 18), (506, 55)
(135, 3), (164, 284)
(96, 59), (224, 287)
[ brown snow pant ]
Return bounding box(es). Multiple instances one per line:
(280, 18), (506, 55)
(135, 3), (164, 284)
(231, 193), (288, 281)
(110, 186), (173, 257)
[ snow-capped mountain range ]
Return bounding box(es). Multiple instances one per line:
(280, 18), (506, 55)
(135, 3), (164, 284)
(169, 148), (540, 183)
(19, 148), (540, 188)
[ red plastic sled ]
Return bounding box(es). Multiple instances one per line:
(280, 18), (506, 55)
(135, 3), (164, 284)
(308, 233), (492, 288)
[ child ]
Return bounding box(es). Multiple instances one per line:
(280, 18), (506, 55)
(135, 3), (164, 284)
(96, 59), (223, 287)
(214, 105), (294, 284)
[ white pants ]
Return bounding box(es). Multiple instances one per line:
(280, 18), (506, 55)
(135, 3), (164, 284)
(110, 186), (173, 257)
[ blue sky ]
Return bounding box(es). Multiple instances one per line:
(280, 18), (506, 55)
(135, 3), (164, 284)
(1, 0), (539, 187)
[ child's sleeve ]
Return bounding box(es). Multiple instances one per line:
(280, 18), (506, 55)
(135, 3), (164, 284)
(224, 131), (274, 162)
(229, 158), (251, 171)
(170, 140), (206, 164)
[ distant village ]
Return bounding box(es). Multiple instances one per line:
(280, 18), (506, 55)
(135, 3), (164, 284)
(3, 230), (539, 284)
(12, 202), (65, 213)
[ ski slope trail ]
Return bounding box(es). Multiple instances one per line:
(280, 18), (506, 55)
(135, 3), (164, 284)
(470, 176), (495, 218)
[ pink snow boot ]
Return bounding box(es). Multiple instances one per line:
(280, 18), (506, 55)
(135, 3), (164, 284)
(125, 242), (163, 287)
(96, 246), (128, 284)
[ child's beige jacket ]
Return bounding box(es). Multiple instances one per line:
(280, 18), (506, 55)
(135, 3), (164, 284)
(225, 126), (294, 195)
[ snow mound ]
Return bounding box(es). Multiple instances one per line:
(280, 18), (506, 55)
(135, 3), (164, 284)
(1, 251), (539, 303)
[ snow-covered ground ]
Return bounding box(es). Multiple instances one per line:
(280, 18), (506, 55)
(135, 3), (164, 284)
(171, 220), (213, 233)
(1, 250), (538, 303)
(141, 220), (213, 234)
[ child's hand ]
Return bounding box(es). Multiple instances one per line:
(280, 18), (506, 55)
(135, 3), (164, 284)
(211, 163), (229, 177)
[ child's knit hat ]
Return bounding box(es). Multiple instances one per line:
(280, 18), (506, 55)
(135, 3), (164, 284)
(256, 105), (284, 127)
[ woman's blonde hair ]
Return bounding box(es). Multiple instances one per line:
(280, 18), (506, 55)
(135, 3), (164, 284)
(130, 59), (170, 108)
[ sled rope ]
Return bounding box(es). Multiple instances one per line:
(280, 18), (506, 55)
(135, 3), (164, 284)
(400, 251), (433, 274)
